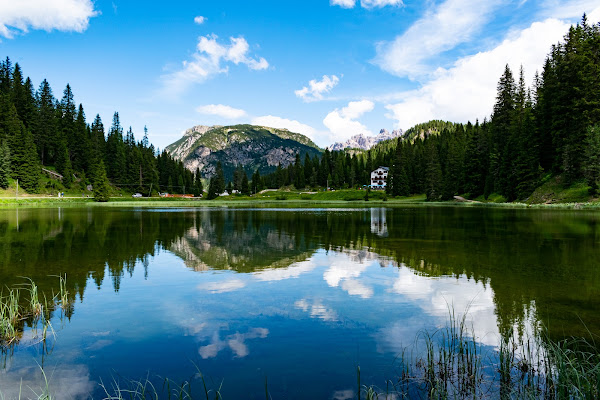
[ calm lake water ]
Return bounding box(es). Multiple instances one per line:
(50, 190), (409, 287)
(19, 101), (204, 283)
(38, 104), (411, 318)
(0, 206), (599, 399)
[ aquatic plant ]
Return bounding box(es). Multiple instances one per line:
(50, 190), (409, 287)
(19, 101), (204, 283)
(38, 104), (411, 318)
(0, 279), (60, 351)
(0, 288), (20, 346)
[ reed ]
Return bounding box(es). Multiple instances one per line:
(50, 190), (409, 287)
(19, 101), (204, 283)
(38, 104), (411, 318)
(0, 279), (59, 351)
(0, 288), (21, 346)
(57, 274), (69, 312)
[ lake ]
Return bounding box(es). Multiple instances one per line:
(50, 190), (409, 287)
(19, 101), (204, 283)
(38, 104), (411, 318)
(0, 206), (599, 399)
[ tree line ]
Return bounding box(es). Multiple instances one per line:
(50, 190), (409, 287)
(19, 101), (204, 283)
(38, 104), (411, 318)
(256, 16), (600, 201)
(0, 59), (202, 200)
(1, 17), (598, 202)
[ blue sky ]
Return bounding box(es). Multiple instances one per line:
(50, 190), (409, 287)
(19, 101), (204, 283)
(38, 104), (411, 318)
(1, 0), (600, 149)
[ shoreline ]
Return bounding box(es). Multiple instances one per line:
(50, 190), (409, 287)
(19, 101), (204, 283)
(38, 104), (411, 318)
(1, 196), (599, 210)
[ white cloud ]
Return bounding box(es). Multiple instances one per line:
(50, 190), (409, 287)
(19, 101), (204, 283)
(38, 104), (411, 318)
(198, 279), (246, 293)
(194, 15), (206, 25)
(361, 0), (404, 8)
(323, 100), (374, 142)
(330, 0), (403, 9)
(253, 260), (317, 281)
(163, 34), (269, 96)
(540, 0), (600, 19)
(0, 364), (94, 399)
(251, 115), (320, 141)
(295, 75), (340, 102)
(373, 0), (502, 78)
(196, 104), (247, 119)
(295, 299), (338, 321)
(330, 0), (356, 8)
(341, 279), (373, 298)
(384, 17), (572, 131)
(198, 328), (269, 359)
(322, 254), (374, 298)
(0, 0), (98, 38)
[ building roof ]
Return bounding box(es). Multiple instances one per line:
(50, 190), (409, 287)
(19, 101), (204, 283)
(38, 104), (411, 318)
(372, 166), (389, 171)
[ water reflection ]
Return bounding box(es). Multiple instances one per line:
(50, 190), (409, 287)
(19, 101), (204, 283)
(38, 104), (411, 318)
(0, 363), (94, 399)
(1, 206), (600, 397)
(199, 328), (270, 359)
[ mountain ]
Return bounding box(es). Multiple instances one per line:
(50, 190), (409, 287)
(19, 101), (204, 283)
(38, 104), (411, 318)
(165, 124), (322, 180)
(403, 120), (457, 142)
(327, 129), (403, 151)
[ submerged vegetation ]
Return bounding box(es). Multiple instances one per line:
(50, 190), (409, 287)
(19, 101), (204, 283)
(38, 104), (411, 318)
(383, 310), (600, 399)
(0, 276), (70, 351)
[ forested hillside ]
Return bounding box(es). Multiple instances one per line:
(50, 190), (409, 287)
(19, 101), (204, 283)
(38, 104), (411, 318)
(259, 16), (600, 202)
(1, 17), (598, 203)
(0, 60), (202, 200)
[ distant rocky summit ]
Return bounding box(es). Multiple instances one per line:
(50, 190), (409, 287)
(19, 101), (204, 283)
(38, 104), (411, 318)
(165, 124), (322, 181)
(327, 129), (403, 151)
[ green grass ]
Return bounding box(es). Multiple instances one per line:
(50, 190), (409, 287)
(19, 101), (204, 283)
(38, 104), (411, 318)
(3, 183), (600, 211)
(474, 193), (508, 203)
(527, 176), (594, 204)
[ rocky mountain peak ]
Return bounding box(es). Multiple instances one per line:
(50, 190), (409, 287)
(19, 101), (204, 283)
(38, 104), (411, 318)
(327, 129), (403, 151)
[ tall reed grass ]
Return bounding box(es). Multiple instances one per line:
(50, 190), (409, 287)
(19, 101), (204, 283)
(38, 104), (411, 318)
(0, 277), (63, 350)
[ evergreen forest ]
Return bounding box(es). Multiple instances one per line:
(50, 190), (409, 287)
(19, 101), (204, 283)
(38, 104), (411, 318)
(1, 16), (599, 202)
(0, 61), (203, 200)
(257, 16), (600, 202)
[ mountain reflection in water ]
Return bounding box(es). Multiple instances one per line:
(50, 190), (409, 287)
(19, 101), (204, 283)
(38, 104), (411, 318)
(0, 206), (599, 398)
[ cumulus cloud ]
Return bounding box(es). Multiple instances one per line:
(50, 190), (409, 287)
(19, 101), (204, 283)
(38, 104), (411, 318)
(384, 17), (572, 131)
(198, 279), (246, 293)
(163, 34), (269, 96)
(330, 0), (356, 8)
(199, 327), (269, 359)
(196, 104), (247, 119)
(295, 299), (338, 321)
(361, 0), (404, 8)
(323, 100), (374, 142)
(295, 75), (340, 102)
(322, 253), (374, 298)
(253, 260), (317, 281)
(331, 0), (403, 9)
(251, 115), (320, 141)
(194, 15), (206, 25)
(373, 0), (502, 78)
(0, 0), (98, 38)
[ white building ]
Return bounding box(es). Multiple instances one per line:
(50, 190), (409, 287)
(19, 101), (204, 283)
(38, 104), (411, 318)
(370, 167), (389, 190)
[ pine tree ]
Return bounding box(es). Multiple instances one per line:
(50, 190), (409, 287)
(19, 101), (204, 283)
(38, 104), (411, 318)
(424, 140), (442, 201)
(194, 168), (204, 197)
(35, 79), (58, 165)
(584, 124), (600, 195)
(491, 64), (516, 196)
(251, 169), (262, 194)
(142, 125), (149, 148)
(93, 161), (111, 202)
(105, 112), (126, 183)
(11, 125), (40, 192)
(59, 84), (77, 163)
(215, 161), (225, 194)
(0, 140), (10, 188)
(0, 57), (12, 95)
(73, 104), (89, 172)
(464, 122), (488, 198)
(241, 173), (250, 195)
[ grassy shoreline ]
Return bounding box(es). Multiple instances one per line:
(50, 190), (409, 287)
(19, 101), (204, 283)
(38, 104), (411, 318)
(1, 195), (599, 210)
